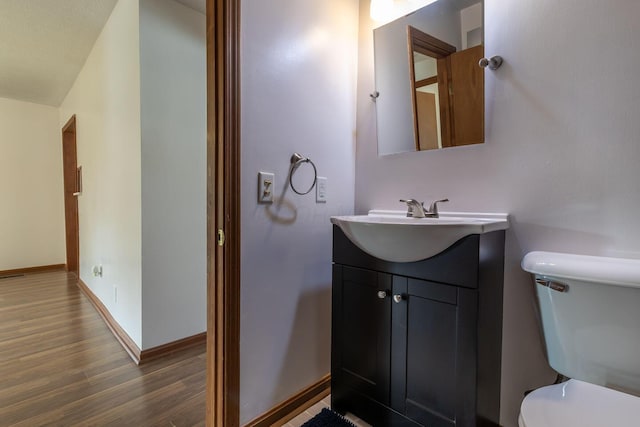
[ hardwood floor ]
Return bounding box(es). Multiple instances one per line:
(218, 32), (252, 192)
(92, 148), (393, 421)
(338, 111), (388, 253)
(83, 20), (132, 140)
(0, 270), (205, 426)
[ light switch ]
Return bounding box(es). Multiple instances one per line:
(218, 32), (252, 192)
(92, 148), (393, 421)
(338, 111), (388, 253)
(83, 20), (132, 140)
(316, 176), (327, 203)
(258, 172), (274, 203)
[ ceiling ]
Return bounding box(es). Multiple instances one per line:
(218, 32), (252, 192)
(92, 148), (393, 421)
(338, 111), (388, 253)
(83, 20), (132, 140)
(0, 0), (206, 107)
(0, 0), (119, 107)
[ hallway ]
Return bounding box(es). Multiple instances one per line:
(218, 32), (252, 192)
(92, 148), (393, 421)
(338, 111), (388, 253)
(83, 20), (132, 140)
(0, 270), (205, 426)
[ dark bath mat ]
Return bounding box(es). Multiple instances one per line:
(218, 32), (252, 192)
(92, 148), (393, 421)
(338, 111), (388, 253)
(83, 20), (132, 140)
(301, 408), (358, 427)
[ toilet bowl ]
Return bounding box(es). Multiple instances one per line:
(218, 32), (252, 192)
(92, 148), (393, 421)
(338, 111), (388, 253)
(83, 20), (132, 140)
(520, 251), (640, 427)
(518, 379), (640, 427)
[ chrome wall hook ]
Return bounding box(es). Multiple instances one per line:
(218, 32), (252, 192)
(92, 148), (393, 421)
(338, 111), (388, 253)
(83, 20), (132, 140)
(479, 55), (503, 70)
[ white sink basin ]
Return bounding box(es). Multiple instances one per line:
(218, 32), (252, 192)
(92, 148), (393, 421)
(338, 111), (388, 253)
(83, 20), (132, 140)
(331, 210), (509, 263)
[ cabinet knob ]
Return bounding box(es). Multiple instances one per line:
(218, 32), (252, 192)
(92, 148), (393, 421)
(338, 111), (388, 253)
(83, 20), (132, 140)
(377, 290), (389, 299)
(393, 294), (405, 303)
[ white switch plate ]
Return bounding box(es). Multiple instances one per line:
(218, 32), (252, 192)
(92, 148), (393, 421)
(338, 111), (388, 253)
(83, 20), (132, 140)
(258, 172), (274, 203)
(316, 176), (327, 203)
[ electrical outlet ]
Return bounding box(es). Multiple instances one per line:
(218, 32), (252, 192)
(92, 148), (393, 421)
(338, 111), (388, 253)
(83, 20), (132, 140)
(316, 176), (327, 203)
(258, 172), (275, 203)
(93, 265), (103, 277)
(113, 285), (118, 304)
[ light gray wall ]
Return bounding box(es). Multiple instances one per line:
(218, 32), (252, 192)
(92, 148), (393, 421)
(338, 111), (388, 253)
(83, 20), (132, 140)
(356, 0), (640, 426)
(139, 0), (206, 349)
(240, 0), (359, 422)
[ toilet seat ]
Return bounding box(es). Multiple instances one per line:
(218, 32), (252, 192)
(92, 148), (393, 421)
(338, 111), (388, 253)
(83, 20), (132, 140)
(519, 379), (640, 427)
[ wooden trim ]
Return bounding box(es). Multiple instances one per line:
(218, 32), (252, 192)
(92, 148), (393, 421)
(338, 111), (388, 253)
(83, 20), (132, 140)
(407, 29), (420, 151)
(415, 76), (438, 88)
(407, 26), (457, 150)
(0, 264), (66, 277)
(245, 374), (332, 427)
(62, 114), (80, 275)
(62, 114), (76, 133)
(408, 26), (456, 59)
(139, 332), (207, 363)
(77, 278), (206, 366)
(437, 56), (453, 148)
(206, 0), (217, 422)
(207, 0), (241, 426)
(76, 279), (142, 364)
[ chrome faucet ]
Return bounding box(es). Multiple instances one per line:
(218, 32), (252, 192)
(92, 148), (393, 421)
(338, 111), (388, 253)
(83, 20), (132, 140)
(400, 198), (449, 218)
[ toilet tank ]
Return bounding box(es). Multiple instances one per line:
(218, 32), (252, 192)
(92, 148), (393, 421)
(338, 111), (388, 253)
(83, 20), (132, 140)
(522, 251), (640, 395)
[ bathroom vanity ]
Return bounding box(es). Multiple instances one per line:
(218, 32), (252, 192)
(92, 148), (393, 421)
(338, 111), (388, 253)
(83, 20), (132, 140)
(331, 214), (507, 427)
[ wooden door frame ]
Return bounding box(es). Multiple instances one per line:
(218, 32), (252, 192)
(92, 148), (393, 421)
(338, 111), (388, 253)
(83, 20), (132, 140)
(206, 0), (241, 426)
(61, 115), (80, 275)
(407, 26), (456, 150)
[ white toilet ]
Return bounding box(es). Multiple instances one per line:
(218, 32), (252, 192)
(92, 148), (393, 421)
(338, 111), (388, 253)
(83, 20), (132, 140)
(520, 251), (640, 427)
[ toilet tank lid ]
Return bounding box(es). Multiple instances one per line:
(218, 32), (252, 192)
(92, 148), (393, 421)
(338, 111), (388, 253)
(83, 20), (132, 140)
(522, 251), (640, 289)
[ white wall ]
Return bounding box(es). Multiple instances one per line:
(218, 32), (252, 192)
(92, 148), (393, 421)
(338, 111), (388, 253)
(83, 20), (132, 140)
(356, 0), (640, 425)
(0, 97), (65, 271)
(59, 0), (142, 347)
(460, 3), (482, 49)
(139, 0), (206, 349)
(240, 0), (359, 423)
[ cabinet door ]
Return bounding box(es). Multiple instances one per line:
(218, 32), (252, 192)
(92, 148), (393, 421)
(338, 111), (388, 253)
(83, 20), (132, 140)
(391, 277), (477, 427)
(333, 265), (392, 405)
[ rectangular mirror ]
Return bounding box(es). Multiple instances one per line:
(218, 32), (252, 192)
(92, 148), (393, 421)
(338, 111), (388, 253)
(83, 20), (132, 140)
(374, 0), (484, 156)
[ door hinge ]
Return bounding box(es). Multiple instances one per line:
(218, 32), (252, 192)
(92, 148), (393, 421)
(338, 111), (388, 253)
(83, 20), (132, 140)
(217, 229), (225, 247)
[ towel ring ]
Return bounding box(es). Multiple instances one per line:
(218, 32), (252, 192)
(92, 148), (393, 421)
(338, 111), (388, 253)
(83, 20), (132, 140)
(289, 153), (317, 195)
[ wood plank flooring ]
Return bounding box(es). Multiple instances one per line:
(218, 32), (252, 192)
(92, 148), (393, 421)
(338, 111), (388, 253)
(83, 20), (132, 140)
(0, 270), (205, 426)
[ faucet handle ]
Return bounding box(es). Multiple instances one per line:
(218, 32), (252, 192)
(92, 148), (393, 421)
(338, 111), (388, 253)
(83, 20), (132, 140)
(429, 198), (449, 216)
(399, 199), (423, 206)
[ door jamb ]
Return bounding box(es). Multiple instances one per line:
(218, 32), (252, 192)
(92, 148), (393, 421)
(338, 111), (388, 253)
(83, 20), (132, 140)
(61, 115), (80, 275)
(206, 0), (241, 426)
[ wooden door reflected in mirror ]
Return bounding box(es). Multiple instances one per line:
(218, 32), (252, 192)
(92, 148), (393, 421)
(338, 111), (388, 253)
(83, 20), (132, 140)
(408, 26), (484, 151)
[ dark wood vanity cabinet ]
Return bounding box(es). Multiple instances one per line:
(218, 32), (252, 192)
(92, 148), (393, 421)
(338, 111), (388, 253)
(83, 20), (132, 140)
(331, 226), (505, 427)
